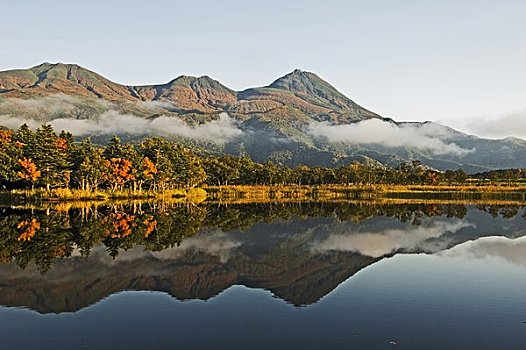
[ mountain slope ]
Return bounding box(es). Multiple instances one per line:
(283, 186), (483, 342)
(0, 62), (135, 100)
(0, 63), (379, 123)
(0, 62), (525, 172)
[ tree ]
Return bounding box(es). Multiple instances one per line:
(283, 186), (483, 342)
(140, 137), (206, 189)
(17, 157), (41, 188)
(106, 158), (135, 191)
(15, 124), (71, 190)
(104, 135), (142, 191)
(70, 140), (109, 191)
(141, 157), (158, 191)
(0, 129), (21, 188)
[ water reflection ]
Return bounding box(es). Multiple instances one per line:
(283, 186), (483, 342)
(0, 202), (526, 314)
(440, 235), (526, 267)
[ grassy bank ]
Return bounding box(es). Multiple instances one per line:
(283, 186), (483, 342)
(205, 184), (526, 203)
(0, 187), (208, 204)
(3, 184), (526, 206)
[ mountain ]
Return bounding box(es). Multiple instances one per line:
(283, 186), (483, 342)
(0, 62), (134, 100)
(0, 63), (376, 122)
(0, 62), (524, 172)
(0, 245), (376, 313)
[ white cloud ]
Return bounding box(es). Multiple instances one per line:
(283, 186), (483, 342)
(312, 219), (474, 257)
(150, 112), (243, 144)
(93, 229), (242, 264)
(138, 100), (176, 110)
(439, 235), (526, 267)
(0, 94), (111, 119)
(439, 108), (526, 140)
(0, 110), (243, 145)
(154, 229), (242, 263)
(308, 119), (473, 156)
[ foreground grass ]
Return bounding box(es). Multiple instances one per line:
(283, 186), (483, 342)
(3, 184), (526, 205)
(205, 184), (526, 203)
(1, 188), (208, 203)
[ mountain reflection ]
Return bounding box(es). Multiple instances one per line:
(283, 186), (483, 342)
(0, 202), (525, 313)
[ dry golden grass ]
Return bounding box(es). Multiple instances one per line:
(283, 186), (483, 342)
(205, 184), (526, 204)
(5, 188), (207, 204)
(4, 184), (526, 208)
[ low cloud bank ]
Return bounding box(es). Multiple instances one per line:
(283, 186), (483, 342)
(0, 94), (111, 119)
(89, 229), (242, 264)
(439, 235), (526, 267)
(443, 108), (526, 140)
(308, 119), (472, 156)
(312, 219), (474, 258)
(0, 111), (243, 144)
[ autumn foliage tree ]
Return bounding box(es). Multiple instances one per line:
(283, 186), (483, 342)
(106, 158), (135, 191)
(17, 157), (41, 188)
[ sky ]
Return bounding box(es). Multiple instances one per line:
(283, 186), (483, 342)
(1, 0), (525, 138)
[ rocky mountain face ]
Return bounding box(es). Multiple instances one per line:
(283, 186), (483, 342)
(0, 63), (376, 122)
(0, 62), (524, 172)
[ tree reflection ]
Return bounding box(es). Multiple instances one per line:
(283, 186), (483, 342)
(0, 201), (524, 272)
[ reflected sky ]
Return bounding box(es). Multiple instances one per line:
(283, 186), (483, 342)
(3, 240), (526, 350)
(1, 203), (526, 349)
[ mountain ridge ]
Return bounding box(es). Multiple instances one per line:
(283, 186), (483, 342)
(1, 62), (526, 172)
(0, 62), (379, 122)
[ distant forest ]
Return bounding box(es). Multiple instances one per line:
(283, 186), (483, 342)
(0, 124), (525, 192)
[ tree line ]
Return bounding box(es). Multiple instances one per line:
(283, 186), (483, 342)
(0, 124), (524, 192)
(0, 202), (488, 271)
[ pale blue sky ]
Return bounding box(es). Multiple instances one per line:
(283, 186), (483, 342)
(1, 0), (525, 135)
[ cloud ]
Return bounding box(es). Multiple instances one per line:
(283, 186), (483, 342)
(0, 115), (42, 130)
(138, 100), (176, 110)
(308, 119), (473, 156)
(154, 229), (242, 263)
(440, 108), (526, 140)
(149, 113), (243, 144)
(0, 95), (243, 144)
(0, 110), (243, 145)
(439, 235), (526, 267)
(90, 229), (242, 264)
(312, 219), (474, 258)
(0, 94), (78, 117)
(0, 94), (111, 120)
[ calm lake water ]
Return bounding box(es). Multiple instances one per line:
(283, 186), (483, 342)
(1, 202), (526, 349)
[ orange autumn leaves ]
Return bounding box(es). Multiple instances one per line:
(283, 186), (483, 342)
(104, 157), (156, 191)
(143, 157), (157, 180)
(14, 213), (157, 244)
(106, 212), (135, 238)
(54, 137), (69, 152)
(106, 158), (135, 190)
(0, 129), (13, 143)
(17, 157), (41, 182)
(143, 216), (157, 238)
(17, 218), (40, 242)
(103, 213), (157, 239)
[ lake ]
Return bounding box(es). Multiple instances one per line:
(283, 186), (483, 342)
(1, 201), (526, 349)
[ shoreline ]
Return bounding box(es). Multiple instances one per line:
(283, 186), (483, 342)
(2, 184), (526, 205)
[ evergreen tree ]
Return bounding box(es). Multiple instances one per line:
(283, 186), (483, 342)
(34, 125), (70, 190)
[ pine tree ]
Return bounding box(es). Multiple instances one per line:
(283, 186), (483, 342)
(0, 129), (21, 188)
(70, 139), (108, 191)
(33, 125), (71, 190)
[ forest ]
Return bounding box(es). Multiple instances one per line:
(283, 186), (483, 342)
(1, 124), (526, 195)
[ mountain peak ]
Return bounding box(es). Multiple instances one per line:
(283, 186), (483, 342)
(269, 69), (342, 96)
(266, 69), (367, 113)
(167, 74), (235, 95)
